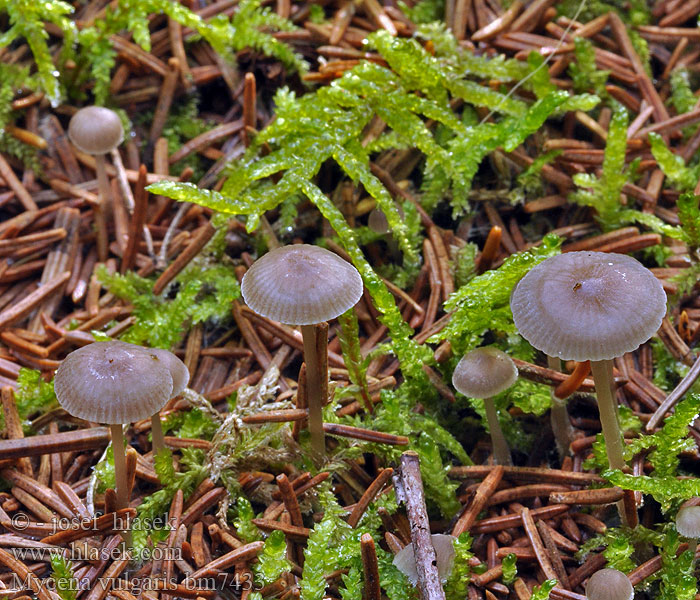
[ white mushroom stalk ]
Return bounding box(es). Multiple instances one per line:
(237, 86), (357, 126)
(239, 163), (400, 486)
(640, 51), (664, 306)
(452, 347), (517, 466)
(67, 106), (124, 262)
(241, 244), (363, 463)
(511, 251), (666, 525)
(54, 341), (178, 511)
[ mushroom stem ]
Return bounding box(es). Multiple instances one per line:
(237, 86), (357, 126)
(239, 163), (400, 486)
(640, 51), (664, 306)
(483, 398), (512, 466)
(93, 154), (111, 262)
(151, 413), (165, 455)
(547, 355), (573, 458)
(301, 323), (328, 463)
(590, 359), (634, 526)
(109, 423), (129, 511)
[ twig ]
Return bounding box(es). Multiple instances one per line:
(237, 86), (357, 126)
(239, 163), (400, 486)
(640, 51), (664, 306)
(395, 451), (446, 600)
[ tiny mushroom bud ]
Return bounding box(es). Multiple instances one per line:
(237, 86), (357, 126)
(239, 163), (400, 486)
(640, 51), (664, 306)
(54, 341), (174, 512)
(67, 106), (124, 262)
(242, 244), (363, 461)
(585, 568), (634, 600)
(452, 347), (517, 465)
(676, 504), (700, 558)
(148, 348), (189, 454)
(511, 251), (666, 524)
(392, 534), (456, 586)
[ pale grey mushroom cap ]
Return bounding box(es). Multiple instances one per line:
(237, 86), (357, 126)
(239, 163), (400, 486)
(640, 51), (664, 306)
(585, 568), (633, 600)
(149, 348), (189, 398)
(392, 534), (456, 585)
(452, 347), (517, 399)
(68, 106), (124, 155)
(54, 341), (173, 424)
(241, 244), (363, 326)
(510, 251), (666, 362)
(676, 505), (700, 538)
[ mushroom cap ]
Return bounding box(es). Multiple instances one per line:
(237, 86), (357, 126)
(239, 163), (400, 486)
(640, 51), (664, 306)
(392, 534), (456, 585)
(68, 106), (124, 155)
(368, 205), (404, 235)
(452, 347), (517, 399)
(54, 341), (173, 424)
(510, 251), (666, 362)
(585, 568), (633, 600)
(149, 348), (189, 398)
(676, 505), (700, 538)
(241, 244), (363, 325)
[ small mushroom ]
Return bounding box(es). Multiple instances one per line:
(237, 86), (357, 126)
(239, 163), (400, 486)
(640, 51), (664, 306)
(392, 534), (456, 585)
(68, 106), (124, 262)
(511, 251), (666, 524)
(241, 244), (363, 461)
(54, 341), (173, 510)
(452, 347), (517, 465)
(676, 504), (700, 559)
(585, 568), (634, 600)
(148, 348), (190, 454)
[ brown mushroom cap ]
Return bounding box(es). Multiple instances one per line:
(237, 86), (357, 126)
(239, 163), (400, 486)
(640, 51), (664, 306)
(585, 568), (633, 600)
(676, 505), (700, 538)
(241, 244), (363, 325)
(150, 348), (189, 398)
(54, 341), (173, 424)
(510, 251), (666, 362)
(452, 347), (517, 399)
(68, 106), (124, 155)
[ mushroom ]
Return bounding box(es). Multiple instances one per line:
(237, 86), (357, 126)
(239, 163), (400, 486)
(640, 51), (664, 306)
(68, 106), (124, 262)
(676, 504), (700, 559)
(392, 534), (456, 585)
(585, 568), (634, 600)
(241, 244), (363, 461)
(511, 251), (666, 523)
(54, 341), (174, 510)
(452, 347), (517, 465)
(148, 348), (190, 454)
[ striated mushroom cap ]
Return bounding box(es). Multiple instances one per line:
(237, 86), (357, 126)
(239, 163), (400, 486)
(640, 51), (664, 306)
(510, 251), (666, 362)
(241, 244), (363, 326)
(54, 341), (173, 424)
(452, 347), (517, 399)
(676, 505), (700, 538)
(68, 106), (124, 155)
(150, 348), (189, 398)
(585, 568), (634, 600)
(392, 534), (456, 585)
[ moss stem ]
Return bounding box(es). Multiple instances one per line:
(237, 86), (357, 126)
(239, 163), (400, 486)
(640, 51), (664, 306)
(301, 323), (328, 464)
(483, 398), (511, 466)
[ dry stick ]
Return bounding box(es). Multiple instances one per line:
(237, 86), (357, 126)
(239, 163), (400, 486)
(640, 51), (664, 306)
(646, 354), (700, 431)
(0, 271), (70, 329)
(301, 322), (329, 463)
(453, 465), (504, 536)
(150, 58), (180, 144)
(477, 226), (502, 273)
(0, 153), (37, 211)
(153, 221), (216, 295)
(1, 388), (32, 476)
(120, 165), (148, 274)
(348, 468), (394, 528)
(242, 72), (256, 147)
(396, 451), (446, 600)
(361, 533), (381, 600)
